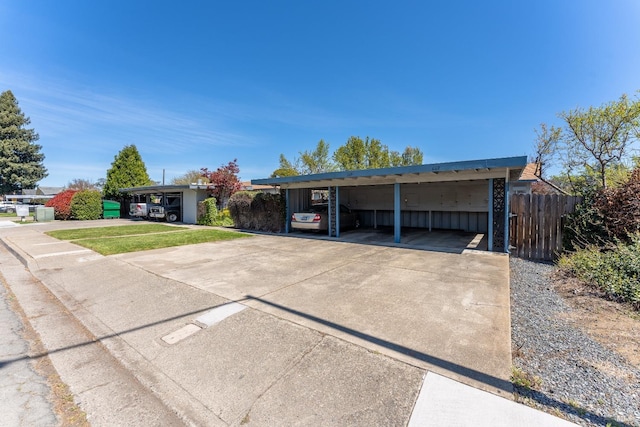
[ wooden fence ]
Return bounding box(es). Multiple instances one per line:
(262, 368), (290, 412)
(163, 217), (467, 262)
(509, 194), (582, 261)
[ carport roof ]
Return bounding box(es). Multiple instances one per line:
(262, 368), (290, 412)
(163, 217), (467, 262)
(119, 184), (210, 194)
(253, 156), (528, 189)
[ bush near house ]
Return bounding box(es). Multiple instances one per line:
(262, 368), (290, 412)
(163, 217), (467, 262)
(228, 191), (256, 229)
(560, 167), (640, 309)
(197, 197), (234, 226)
(45, 189), (78, 220)
(564, 167), (640, 250)
(71, 190), (103, 220)
(558, 235), (640, 308)
(594, 168), (640, 243)
(227, 191), (285, 232)
(562, 189), (608, 251)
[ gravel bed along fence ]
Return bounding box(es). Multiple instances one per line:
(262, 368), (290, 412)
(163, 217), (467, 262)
(510, 257), (640, 427)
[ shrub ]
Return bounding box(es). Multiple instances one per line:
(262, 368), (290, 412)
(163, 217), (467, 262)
(251, 192), (285, 232)
(45, 190), (78, 220)
(594, 167), (640, 243)
(562, 188), (608, 251)
(559, 234), (640, 308)
(228, 191), (256, 229)
(228, 191), (285, 232)
(71, 190), (103, 220)
(217, 208), (234, 227)
(197, 197), (234, 226)
(197, 197), (219, 226)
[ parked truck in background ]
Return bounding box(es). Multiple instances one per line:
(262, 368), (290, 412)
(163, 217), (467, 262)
(129, 194), (181, 223)
(129, 202), (149, 218)
(148, 197), (181, 222)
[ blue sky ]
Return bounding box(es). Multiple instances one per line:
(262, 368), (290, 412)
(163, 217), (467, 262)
(1, 1), (640, 187)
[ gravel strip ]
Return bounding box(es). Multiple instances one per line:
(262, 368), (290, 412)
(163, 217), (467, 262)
(510, 257), (640, 427)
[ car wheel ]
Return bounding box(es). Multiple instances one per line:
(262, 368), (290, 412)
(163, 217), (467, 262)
(167, 212), (179, 223)
(7, 208), (15, 214)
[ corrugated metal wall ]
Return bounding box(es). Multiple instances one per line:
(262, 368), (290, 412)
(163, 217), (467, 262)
(287, 188), (311, 214)
(355, 210), (488, 233)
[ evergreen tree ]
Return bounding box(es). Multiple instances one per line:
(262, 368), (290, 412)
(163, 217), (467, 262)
(0, 90), (48, 194)
(103, 145), (152, 199)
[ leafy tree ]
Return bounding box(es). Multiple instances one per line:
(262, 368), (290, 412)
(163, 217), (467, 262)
(334, 136), (368, 170)
(550, 155), (640, 195)
(171, 169), (209, 185)
(103, 145), (152, 199)
(67, 178), (98, 190)
(0, 90), (48, 194)
(396, 146), (424, 167)
(201, 159), (242, 208)
(271, 154), (301, 178)
(333, 137), (424, 170)
(299, 139), (335, 174)
(559, 94), (640, 189)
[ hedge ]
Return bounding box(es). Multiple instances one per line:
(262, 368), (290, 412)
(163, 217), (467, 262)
(227, 191), (285, 232)
(45, 190), (78, 220)
(71, 190), (103, 220)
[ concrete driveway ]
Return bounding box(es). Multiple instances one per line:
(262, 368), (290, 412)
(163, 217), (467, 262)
(1, 222), (522, 426)
(116, 232), (512, 393)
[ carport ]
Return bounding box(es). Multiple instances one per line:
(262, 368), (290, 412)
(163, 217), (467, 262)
(120, 184), (211, 224)
(253, 156), (527, 252)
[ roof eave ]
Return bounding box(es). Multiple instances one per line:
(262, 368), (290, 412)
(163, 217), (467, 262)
(253, 155), (528, 187)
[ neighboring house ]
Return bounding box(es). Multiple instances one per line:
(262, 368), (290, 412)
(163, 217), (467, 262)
(4, 186), (64, 203)
(511, 163), (568, 195)
(37, 186), (65, 196)
(242, 181), (280, 194)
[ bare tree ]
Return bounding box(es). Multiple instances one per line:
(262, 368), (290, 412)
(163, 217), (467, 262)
(66, 178), (97, 190)
(171, 170), (209, 185)
(532, 123), (562, 178)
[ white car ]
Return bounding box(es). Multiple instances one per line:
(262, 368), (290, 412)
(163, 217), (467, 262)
(291, 203), (358, 231)
(0, 202), (17, 213)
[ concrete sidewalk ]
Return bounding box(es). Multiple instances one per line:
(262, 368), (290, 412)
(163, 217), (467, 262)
(0, 222), (577, 426)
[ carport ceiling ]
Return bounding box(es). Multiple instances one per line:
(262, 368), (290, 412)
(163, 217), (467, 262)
(253, 156), (528, 189)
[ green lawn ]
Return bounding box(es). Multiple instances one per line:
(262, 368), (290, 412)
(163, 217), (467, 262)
(46, 225), (250, 255)
(46, 224), (185, 240)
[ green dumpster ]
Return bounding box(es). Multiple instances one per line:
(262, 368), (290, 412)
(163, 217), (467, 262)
(102, 200), (121, 219)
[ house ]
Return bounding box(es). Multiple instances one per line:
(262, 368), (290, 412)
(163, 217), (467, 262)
(241, 181), (279, 194)
(510, 163), (568, 195)
(3, 186), (64, 203)
(253, 156), (528, 253)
